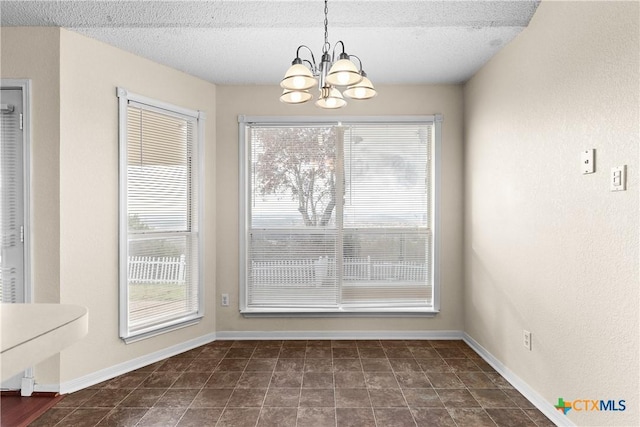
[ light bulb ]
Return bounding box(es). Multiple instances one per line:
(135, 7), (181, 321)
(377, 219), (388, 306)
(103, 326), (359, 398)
(354, 87), (366, 98)
(292, 76), (305, 89)
(290, 91), (302, 103)
(326, 97), (337, 108)
(337, 72), (350, 85)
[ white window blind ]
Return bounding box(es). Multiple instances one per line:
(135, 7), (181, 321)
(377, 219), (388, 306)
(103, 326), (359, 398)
(240, 116), (440, 314)
(0, 102), (23, 304)
(118, 88), (203, 342)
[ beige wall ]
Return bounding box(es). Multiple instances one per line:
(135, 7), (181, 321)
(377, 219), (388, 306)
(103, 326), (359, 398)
(464, 1), (639, 426)
(216, 84), (465, 334)
(1, 27), (62, 384)
(57, 29), (217, 383)
(1, 27), (62, 305)
(2, 27), (218, 385)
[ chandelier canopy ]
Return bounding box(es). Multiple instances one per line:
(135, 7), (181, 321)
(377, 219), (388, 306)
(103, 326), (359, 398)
(279, 0), (377, 109)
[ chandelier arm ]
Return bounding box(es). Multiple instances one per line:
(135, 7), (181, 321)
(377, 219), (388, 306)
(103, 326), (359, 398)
(296, 45), (318, 70)
(332, 40), (346, 61)
(348, 54), (363, 73)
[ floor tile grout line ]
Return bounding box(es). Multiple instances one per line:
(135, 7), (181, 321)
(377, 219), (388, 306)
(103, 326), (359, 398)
(185, 343), (231, 427)
(130, 369), (184, 427)
(391, 367), (420, 427)
(254, 342), (280, 427)
(332, 358), (337, 427)
(483, 406), (506, 427)
(65, 385), (138, 427)
(364, 370), (379, 427)
(216, 342), (264, 427)
(172, 362), (218, 427)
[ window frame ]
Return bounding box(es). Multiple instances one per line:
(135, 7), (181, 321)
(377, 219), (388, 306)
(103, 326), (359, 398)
(117, 87), (205, 343)
(238, 115), (441, 317)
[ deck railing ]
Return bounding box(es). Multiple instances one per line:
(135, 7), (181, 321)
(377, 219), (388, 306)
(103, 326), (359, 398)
(128, 255), (186, 285)
(251, 256), (426, 287)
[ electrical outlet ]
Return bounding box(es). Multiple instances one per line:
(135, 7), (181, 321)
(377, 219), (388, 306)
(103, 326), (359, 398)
(523, 330), (532, 351)
(221, 293), (229, 307)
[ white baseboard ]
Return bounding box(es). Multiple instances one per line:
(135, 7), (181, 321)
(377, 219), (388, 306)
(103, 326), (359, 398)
(33, 383), (60, 393)
(215, 330), (465, 341)
(463, 333), (573, 427)
(35, 332), (217, 394)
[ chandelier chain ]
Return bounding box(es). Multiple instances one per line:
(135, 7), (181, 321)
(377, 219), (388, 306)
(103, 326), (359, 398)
(323, 0), (329, 53)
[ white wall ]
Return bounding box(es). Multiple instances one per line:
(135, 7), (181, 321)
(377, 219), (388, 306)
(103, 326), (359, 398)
(464, 1), (639, 426)
(215, 84), (465, 335)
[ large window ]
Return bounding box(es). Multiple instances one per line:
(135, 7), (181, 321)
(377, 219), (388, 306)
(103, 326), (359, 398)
(118, 88), (204, 342)
(239, 116), (440, 315)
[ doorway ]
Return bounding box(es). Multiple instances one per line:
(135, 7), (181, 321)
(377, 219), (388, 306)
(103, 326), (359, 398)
(1, 81), (32, 391)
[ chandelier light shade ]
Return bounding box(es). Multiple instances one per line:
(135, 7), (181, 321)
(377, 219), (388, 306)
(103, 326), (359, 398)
(281, 61), (317, 91)
(343, 73), (377, 100)
(326, 55), (363, 86)
(279, 0), (377, 109)
(280, 89), (313, 104)
(315, 87), (346, 109)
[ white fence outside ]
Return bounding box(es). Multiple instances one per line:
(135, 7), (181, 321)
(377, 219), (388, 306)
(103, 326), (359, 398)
(252, 258), (317, 286)
(128, 255), (186, 285)
(251, 256), (427, 287)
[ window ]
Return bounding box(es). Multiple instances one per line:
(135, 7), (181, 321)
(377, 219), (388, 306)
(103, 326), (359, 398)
(239, 116), (441, 315)
(118, 88), (204, 342)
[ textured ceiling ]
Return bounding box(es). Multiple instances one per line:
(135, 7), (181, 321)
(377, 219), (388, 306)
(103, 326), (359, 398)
(0, 0), (541, 85)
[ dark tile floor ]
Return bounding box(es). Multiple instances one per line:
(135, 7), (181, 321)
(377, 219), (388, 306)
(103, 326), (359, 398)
(29, 340), (555, 427)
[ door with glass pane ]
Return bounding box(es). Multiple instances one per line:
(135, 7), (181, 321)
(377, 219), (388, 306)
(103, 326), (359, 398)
(1, 87), (26, 390)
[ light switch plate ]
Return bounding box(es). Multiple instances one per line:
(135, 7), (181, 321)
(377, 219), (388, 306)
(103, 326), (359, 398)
(581, 149), (595, 174)
(611, 166), (627, 192)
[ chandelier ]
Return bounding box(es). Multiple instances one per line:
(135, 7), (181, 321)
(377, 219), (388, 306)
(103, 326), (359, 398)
(279, 0), (377, 109)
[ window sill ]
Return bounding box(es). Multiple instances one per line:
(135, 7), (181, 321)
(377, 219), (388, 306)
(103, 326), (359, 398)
(121, 316), (203, 344)
(240, 307), (439, 318)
